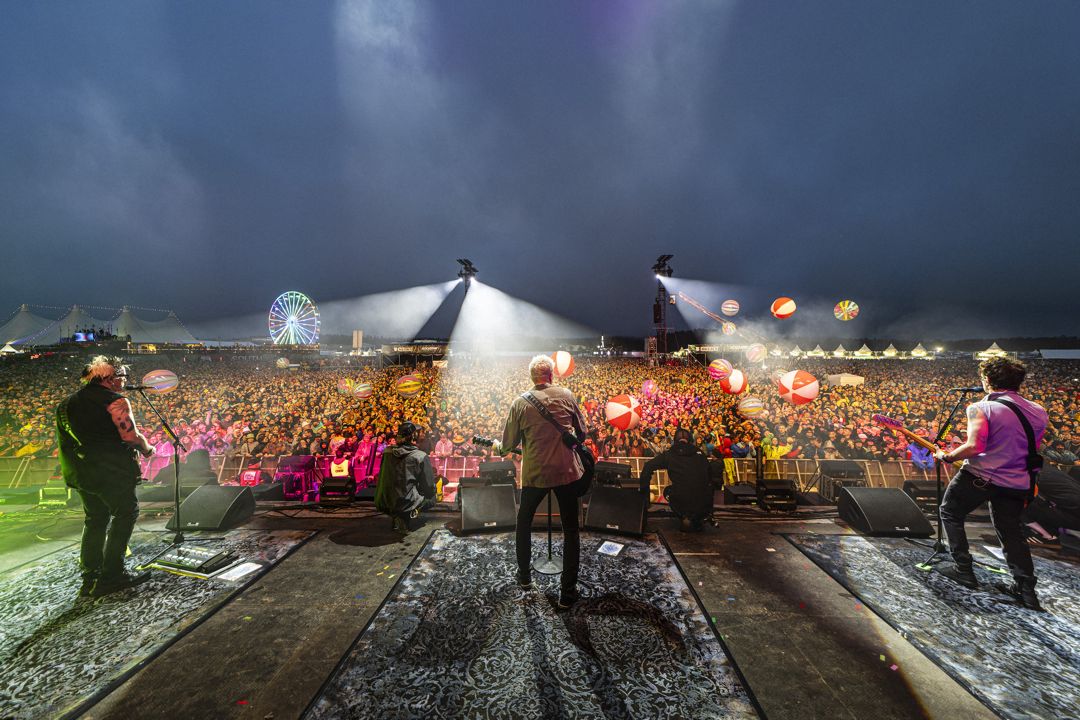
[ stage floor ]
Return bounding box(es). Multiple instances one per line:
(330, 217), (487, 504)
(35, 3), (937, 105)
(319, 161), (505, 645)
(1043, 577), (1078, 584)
(2, 501), (1072, 719)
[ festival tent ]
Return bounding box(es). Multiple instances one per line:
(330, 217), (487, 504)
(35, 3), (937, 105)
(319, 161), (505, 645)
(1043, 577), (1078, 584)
(833, 344), (848, 358)
(827, 373), (865, 386)
(910, 343), (929, 358)
(854, 344), (874, 358)
(0, 305), (57, 345)
(789, 345), (804, 357)
(11, 305), (114, 346)
(0, 342), (23, 355)
(882, 344), (899, 358)
(115, 307), (199, 344)
(976, 342), (1009, 360)
(807, 345), (826, 358)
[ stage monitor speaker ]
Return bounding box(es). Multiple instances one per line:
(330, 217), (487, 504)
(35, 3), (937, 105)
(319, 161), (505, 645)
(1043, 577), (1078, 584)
(594, 461), (633, 488)
(478, 460), (516, 484)
(252, 481), (286, 502)
(320, 475), (355, 499)
(165, 485), (255, 531)
(757, 478), (797, 511)
(822, 477), (866, 503)
(723, 483), (757, 506)
(838, 487), (934, 538)
(818, 460), (865, 479)
(903, 480), (938, 510)
(584, 486), (646, 536)
(461, 484), (517, 533)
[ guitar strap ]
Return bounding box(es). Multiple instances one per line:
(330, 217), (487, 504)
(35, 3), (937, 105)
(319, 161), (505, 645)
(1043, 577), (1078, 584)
(522, 391), (582, 445)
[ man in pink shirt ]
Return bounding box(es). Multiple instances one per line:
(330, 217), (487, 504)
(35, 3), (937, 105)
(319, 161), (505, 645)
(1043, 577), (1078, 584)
(935, 358), (1048, 610)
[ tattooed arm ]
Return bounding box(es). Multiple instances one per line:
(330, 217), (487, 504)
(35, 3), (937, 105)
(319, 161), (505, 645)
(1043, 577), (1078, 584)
(108, 398), (154, 457)
(935, 404), (988, 464)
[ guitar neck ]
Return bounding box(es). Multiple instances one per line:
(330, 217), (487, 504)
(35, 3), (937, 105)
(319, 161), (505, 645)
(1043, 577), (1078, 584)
(889, 425), (962, 468)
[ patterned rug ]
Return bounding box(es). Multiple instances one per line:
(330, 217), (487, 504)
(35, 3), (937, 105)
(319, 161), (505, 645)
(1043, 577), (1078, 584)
(306, 529), (758, 720)
(0, 528), (313, 720)
(785, 533), (1080, 720)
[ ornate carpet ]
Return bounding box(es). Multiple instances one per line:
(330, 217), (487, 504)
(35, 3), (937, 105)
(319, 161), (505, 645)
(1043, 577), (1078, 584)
(306, 529), (758, 720)
(785, 533), (1080, 720)
(0, 528), (312, 719)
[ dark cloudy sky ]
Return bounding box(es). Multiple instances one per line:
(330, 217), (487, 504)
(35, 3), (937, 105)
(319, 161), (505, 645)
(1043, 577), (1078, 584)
(2, 1), (1078, 339)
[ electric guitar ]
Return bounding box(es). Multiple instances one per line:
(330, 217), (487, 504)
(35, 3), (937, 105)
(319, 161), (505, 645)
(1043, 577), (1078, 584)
(871, 414), (962, 469)
(471, 436), (521, 455)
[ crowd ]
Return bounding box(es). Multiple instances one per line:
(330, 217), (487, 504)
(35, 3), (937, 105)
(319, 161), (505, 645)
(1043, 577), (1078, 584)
(2, 354), (1078, 476)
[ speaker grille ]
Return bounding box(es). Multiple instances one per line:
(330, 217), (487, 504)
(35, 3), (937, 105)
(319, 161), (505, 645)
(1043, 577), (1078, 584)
(461, 485), (517, 532)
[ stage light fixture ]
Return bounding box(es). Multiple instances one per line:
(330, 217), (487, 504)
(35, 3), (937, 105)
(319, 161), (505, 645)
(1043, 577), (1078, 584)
(652, 254), (674, 278)
(456, 258), (478, 286)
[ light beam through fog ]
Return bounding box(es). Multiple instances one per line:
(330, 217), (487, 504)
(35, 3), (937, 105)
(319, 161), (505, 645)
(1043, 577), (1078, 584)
(186, 281), (458, 342)
(449, 280), (594, 354)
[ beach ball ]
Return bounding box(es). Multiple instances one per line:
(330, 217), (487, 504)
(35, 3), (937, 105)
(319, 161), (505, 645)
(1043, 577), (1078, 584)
(738, 396), (765, 417)
(337, 378), (354, 395)
(141, 369), (178, 394)
(834, 300), (860, 321)
(720, 369), (747, 394)
(778, 370), (819, 405)
(275, 357), (289, 369)
(605, 395), (642, 431)
(721, 321), (737, 336)
(745, 343), (767, 363)
(642, 379), (657, 398)
(721, 299), (740, 316)
(708, 358), (733, 380)
(552, 351), (575, 378)
(396, 374), (423, 397)
(353, 382), (373, 400)
(771, 297), (797, 319)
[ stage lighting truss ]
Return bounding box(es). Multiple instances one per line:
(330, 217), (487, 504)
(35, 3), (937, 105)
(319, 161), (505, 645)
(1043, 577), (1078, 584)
(456, 258), (478, 285)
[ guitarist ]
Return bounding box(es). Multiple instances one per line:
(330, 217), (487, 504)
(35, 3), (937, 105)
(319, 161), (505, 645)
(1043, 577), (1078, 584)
(56, 356), (153, 598)
(934, 358), (1048, 611)
(491, 354), (588, 610)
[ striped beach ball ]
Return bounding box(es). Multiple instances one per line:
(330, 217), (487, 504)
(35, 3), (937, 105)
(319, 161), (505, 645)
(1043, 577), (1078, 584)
(720, 369), (747, 394)
(721, 299), (740, 316)
(778, 370), (819, 405)
(336, 378), (354, 395)
(708, 358), (733, 380)
(552, 351), (575, 378)
(275, 357), (289, 369)
(605, 394), (642, 431)
(641, 379), (657, 397)
(353, 382), (373, 400)
(721, 321), (737, 336)
(141, 369), (179, 394)
(771, 297), (797, 319)
(738, 396), (765, 417)
(745, 343), (767, 363)
(396, 374), (423, 397)
(834, 300), (860, 321)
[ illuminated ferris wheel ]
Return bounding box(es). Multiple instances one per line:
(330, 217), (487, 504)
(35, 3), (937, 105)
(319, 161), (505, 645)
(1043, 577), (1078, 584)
(268, 291), (320, 345)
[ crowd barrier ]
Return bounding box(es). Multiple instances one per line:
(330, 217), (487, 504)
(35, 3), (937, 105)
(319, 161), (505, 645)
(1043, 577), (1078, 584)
(2, 452), (943, 497)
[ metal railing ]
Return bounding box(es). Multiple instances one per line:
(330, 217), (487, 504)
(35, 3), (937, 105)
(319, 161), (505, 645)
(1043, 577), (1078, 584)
(0, 453), (943, 495)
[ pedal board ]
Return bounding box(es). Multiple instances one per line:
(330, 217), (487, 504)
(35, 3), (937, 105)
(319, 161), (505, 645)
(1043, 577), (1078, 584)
(149, 545), (234, 575)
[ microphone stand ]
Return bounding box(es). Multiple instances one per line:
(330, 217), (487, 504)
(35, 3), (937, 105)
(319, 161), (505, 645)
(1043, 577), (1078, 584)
(533, 489), (563, 575)
(916, 390), (971, 570)
(132, 388), (188, 546)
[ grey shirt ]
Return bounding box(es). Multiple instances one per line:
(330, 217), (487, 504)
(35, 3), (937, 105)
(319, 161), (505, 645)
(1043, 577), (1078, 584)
(501, 383), (586, 489)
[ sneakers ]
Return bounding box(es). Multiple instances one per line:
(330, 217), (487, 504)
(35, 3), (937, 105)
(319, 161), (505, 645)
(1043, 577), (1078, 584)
(91, 570), (151, 598)
(994, 577), (1044, 612)
(557, 589), (580, 611)
(937, 563), (979, 589)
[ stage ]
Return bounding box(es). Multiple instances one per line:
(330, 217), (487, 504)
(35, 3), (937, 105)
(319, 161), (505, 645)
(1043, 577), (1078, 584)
(1, 499), (1075, 719)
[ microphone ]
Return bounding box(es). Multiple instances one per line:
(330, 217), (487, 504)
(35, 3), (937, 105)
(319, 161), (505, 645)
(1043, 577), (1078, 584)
(124, 383), (155, 391)
(949, 386), (983, 393)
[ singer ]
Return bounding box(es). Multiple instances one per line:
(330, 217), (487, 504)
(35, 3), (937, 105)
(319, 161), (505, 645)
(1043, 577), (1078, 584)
(933, 357), (1048, 610)
(56, 356), (154, 598)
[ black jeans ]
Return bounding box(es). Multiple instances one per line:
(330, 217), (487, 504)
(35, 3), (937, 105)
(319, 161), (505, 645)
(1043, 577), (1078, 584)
(517, 484), (580, 593)
(77, 479), (140, 581)
(940, 469), (1034, 579)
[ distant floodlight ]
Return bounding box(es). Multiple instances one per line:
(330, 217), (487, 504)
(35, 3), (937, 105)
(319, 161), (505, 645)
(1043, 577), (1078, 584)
(456, 258), (478, 285)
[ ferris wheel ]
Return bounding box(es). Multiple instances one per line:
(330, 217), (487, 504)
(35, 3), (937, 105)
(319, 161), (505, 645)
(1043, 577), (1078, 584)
(268, 291), (320, 345)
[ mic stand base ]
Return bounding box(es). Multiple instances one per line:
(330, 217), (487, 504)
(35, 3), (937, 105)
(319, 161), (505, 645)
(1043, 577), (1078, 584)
(533, 488), (563, 575)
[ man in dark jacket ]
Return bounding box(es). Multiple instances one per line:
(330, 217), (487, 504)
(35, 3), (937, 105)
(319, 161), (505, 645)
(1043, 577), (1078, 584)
(375, 422), (435, 533)
(56, 356), (153, 597)
(640, 428), (723, 531)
